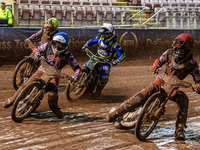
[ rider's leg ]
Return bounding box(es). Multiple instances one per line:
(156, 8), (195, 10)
(46, 80), (63, 119)
(3, 69), (44, 108)
(107, 76), (165, 122)
(94, 64), (110, 97)
(171, 91), (189, 141)
(95, 81), (107, 97)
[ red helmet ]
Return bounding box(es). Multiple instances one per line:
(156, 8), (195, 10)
(173, 33), (194, 49)
(172, 33), (194, 62)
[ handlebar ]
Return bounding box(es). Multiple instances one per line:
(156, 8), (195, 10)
(85, 48), (111, 65)
(154, 68), (200, 94)
(39, 57), (70, 79)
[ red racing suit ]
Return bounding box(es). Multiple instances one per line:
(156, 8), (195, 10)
(109, 48), (200, 127)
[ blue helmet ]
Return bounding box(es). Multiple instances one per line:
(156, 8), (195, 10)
(52, 32), (69, 46)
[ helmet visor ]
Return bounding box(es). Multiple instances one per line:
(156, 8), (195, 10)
(52, 41), (65, 51)
(172, 39), (187, 49)
(102, 32), (113, 40)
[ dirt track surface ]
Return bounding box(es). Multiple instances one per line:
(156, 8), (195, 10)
(0, 60), (200, 150)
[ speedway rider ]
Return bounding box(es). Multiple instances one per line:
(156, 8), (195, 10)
(82, 23), (126, 97)
(25, 17), (59, 45)
(3, 32), (82, 119)
(107, 33), (200, 141)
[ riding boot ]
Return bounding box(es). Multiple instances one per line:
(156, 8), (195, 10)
(174, 124), (185, 141)
(3, 85), (25, 108)
(92, 81), (107, 97)
(47, 91), (63, 119)
(107, 92), (146, 122)
(94, 85), (104, 97)
(172, 91), (189, 141)
(3, 70), (43, 108)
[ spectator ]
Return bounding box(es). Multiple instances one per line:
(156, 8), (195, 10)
(0, 2), (13, 27)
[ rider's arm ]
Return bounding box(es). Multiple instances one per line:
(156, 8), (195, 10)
(112, 43), (126, 66)
(85, 39), (99, 46)
(66, 51), (82, 78)
(150, 49), (172, 71)
(32, 42), (47, 57)
(190, 62), (200, 92)
(27, 29), (43, 41)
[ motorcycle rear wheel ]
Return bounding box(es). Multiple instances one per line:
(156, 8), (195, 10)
(135, 92), (164, 141)
(12, 81), (42, 123)
(13, 57), (38, 90)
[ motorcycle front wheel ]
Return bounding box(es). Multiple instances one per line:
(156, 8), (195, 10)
(12, 81), (42, 123)
(135, 92), (164, 141)
(65, 72), (88, 102)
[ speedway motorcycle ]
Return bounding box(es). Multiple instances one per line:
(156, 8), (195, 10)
(65, 48), (111, 102)
(112, 69), (200, 141)
(12, 57), (70, 123)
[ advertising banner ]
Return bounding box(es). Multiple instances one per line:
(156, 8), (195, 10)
(0, 27), (200, 65)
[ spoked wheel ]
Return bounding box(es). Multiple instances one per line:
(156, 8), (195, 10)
(13, 57), (38, 90)
(135, 92), (164, 141)
(12, 81), (42, 123)
(65, 72), (88, 102)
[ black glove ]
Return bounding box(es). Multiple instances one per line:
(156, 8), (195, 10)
(35, 52), (41, 58)
(69, 75), (78, 82)
(82, 45), (88, 52)
(111, 61), (117, 66)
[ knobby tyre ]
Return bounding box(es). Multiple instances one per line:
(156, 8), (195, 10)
(65, 72), (88, 102)
(12, 81), (42, 123)
(13, 57), (37, 90)
(135, 92), (164, 141)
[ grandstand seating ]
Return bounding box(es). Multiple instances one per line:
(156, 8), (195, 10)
(15, 0), (200, 29)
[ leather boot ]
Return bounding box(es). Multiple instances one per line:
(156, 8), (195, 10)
(107, 107), (118, 122)
(47, 91), (63, 119)
(3, 97), (14, 108)
(107, 92), (146, 122)
(174, 124), (185, 141)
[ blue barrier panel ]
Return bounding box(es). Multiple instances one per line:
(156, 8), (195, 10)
(0, 27), (200, 65)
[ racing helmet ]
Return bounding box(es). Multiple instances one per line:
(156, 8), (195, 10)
(172, 33), (194, 62)
(98, 23), (115, 49)
(44, 18), (59, 31)
(51, 32), (69, 55)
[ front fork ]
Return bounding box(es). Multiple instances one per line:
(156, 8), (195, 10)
(152, 89), (168, 120)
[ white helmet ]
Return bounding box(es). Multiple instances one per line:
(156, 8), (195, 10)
(98, 23), (115, 44)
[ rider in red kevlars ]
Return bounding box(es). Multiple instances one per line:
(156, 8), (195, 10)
(107, 33), (200, 141)
(3, 32), (82, 119)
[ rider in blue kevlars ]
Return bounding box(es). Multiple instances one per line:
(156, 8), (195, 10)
(82, 23), (126, 97)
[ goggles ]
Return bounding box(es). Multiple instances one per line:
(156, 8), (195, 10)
(172, 39), (187, 49)
(44, 27), (53, 31)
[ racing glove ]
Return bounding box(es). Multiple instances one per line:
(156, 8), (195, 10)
(150, 59), (160, 73)
(82, 44), (89, 52)
(195, 83), (200, 92)
(70, 68), (82, 82)
(24, 38), (30, 45)
(35, 52), (41, 58)
(72, 75), (78, 81)
(111, 60), (118, 66)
